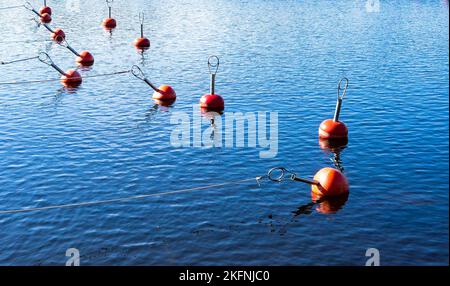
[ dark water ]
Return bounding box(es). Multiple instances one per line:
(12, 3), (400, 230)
(0, 0), (448, 266)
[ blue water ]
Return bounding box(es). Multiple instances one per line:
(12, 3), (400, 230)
(0, 0), (448, 266)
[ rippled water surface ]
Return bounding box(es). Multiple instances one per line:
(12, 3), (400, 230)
(0, 0), (448, 265)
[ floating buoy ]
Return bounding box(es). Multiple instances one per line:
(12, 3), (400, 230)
(75, 51), (95, 66)
(319, 78), (349, 140)
(39, 0), (52, 15)
(267, 166), (349, 199)
(311, 168), (349, 198)
(38, 52), (82, 88)
(51, 28), (65, 42)
(60, 69), (82, 88)
(102, 0), (116, 30)
(133, 12), (150, 50)
(131, 65), (176, 105)
(40, 12), (52, 24)
(200, 56), (224, 112)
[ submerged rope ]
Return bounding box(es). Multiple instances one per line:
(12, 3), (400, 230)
(0, 178), (257, 215)
(0, 70), (130, 85)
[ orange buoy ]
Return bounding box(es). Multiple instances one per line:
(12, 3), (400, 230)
(319, 137), (348, 151)
(311, 168), (349, 198)
(131, 65), (176, 105)
(134, 12), (150, 50)
(75, 51), (95, 66)
(60, 69), (82, 88)
(319, 119), (348, 139)
(319, 78), (349, 140)
(153, 85), (176, 101)
(102, 18), (116, 30)
(40, 13), (52, 24)
(134, 37), (150, 50)
(200, 56), (225, 112)
(39, 6), (51, 16)
(102, 0), (116, 30)
(51, 28), (65, 42)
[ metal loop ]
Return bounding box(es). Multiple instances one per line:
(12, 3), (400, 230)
(139, 12), (145, 24)
(131, 65), (146, 81)
(208, 55), (220, 75)
(38, 52), (54, 66)
(106, 0), (114, 7)
(57, 38), (69, 48)
(267, 167), (297, 182)
(23, 2), (33, 11)
(338, 77), (349, 100)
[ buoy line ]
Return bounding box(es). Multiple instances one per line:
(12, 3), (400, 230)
(0, 5), (24, 10)
(0, 178), (257, 215)
(1, 56), (39, 65)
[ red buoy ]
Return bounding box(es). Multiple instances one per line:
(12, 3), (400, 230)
(200, 56), (225, 112)
(134, 37), (150, 50)
(319, 78), (349, 140)
(75, 51), (95, 66)
(102, 18), (116, 30)
(60, 69), (82, 88)
(40, 13), (52, 24)
(51, 28), (65, 43)
(311, 168), (349, 198)
(39, 6), (52, 16)
(200, 94), (224, 111)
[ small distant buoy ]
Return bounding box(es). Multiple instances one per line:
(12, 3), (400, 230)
(319, 78), (349, 140)
(131, 65), (176, 106)
(102, 0), (116, 30)
(200, 56), (225, 112)
(40, 13), (52, 24)
(75, 51), (95, 66)
(102, 18), (116, 30)
(311, 168), (349, 198)
(39, 6), (52, 16)
(51, 28), (65, 42)
(60, 69), (82, 88)
(134, 37), (150, 50)
(134, 13), (150, 50)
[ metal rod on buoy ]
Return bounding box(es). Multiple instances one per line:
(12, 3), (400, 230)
(43, 23), (54, 33)
(38, 52), (65, 75)
(23, 2), (41, 17)
(131, 65), (159, 92)
(58, 39), (81, 57)
(139, 12), (144, 38)
(208, 56), (219, 95)
(107, 0), (113, 18)
(333, 77), (348, 122)
(291, 176), (320, 186)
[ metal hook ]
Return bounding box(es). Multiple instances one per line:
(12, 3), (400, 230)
(106, 0), (114, 7)
(57, 38), (80, 56)
(333, 77), (349, 122)
(337, 77), (349, 100)
(139, 12), (145, 25)
(267, 167), (296, 182)
(208, 55), (220, 75)
(23, 2), (34, 11)
(131, 65), (146, 81)
(38, 52), (54, 66)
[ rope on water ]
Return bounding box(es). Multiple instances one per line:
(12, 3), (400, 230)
(1, 56), (39, 65)
(0, 178), (257, 215)
(0, 70), (130, 85)
(0, 5), (24, 10)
